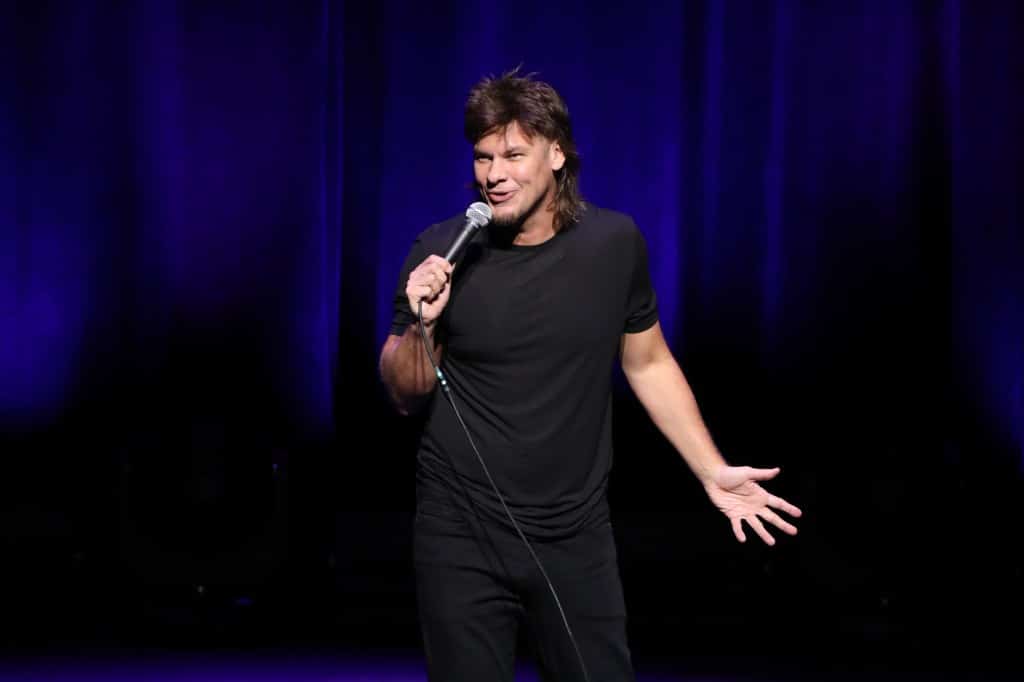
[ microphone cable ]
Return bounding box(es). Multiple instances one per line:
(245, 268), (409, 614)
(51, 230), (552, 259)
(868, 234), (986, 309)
(417, 298), (591, 682)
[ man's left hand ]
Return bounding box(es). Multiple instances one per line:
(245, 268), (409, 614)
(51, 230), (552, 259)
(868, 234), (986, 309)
(703, 465), (802, 545)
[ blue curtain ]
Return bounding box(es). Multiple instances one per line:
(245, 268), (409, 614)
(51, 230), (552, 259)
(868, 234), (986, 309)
(2, 0), (1021, 655)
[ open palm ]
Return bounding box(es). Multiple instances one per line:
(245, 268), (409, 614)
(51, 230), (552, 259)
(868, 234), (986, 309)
(703, 465), (802, 545)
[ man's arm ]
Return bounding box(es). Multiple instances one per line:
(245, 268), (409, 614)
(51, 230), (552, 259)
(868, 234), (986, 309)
(379, 322), (442, 416)
(620, 321), (801, 544)
(619, 321), (726, 484)
(380, 253), (454, 416)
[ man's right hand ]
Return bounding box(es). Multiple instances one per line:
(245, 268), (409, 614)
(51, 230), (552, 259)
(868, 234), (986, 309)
(406, 255), (454, 327)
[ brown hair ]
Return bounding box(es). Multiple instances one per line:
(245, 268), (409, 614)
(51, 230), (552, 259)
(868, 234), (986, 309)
(464, 68), (584, 231)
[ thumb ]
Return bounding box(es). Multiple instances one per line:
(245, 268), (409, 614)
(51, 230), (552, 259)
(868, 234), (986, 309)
(744, 466), (781, 482)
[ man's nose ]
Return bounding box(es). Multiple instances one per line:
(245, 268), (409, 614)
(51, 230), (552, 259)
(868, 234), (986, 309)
(486, 157), (506, 186)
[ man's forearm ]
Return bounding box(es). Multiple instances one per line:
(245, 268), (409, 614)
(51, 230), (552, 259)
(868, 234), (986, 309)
(380, 322), (444, 415)
(624, 357), (727, 485)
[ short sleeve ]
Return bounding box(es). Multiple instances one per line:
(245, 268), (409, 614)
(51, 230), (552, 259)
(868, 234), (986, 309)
(624, 226), (659, 333)
(389, 236), (428, 336)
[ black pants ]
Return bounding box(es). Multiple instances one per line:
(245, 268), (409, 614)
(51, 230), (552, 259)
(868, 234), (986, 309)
(413, 500), (636, 682)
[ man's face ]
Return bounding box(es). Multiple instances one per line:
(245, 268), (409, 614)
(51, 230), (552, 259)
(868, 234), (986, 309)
(473, 121), (565, 228)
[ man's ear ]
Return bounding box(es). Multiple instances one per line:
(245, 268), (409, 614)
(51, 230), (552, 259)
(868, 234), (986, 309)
(550, 142), (566, 172)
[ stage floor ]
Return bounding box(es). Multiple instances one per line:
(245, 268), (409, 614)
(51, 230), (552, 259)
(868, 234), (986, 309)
(1, 649), (1015, 682)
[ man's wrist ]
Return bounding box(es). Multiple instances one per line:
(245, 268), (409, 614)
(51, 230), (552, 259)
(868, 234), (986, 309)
(696, 458), (728, 487)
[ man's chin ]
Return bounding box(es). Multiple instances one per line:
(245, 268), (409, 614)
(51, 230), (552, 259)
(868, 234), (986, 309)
(491, 209), (521, 229)
(487, 215), (522, 246)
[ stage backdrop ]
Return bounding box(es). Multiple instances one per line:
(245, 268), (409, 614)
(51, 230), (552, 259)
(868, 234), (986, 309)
(2, 0), (1021, 665)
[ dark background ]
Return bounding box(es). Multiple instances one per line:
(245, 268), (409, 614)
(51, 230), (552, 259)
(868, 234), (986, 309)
(2, 1), (1021, 678)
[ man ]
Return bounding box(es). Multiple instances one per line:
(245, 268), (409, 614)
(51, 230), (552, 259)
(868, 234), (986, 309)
(379, 69), (801, 682)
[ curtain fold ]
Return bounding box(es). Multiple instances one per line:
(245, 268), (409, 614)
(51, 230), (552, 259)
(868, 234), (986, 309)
(0, 0), (1020, 531)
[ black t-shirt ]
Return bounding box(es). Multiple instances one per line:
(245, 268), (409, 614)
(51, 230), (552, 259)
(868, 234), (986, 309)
(389, 204), (659, 539)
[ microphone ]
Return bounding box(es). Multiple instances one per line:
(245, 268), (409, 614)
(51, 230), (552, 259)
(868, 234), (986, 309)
(443, 202), (492, 264)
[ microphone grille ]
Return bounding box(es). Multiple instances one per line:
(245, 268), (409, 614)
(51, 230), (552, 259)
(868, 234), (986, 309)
(466, 201), (493, 226)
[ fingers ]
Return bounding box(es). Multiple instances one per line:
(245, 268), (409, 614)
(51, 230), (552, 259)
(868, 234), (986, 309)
(425, 254), (453, 266)
(407, 257), (455, 306)
(731, 517), (746, 543)
(757, 507), (798, 536)
(422, 255), (454, 278)
(745, 515), (776, 546)
(767, 494), (803, 518)
(415, 267), (448, 291)
(412, 258), (453, 287)
(409, 285), (439, 308)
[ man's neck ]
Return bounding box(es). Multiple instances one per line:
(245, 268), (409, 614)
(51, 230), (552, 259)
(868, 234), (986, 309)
(513, 210), (556, 246)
